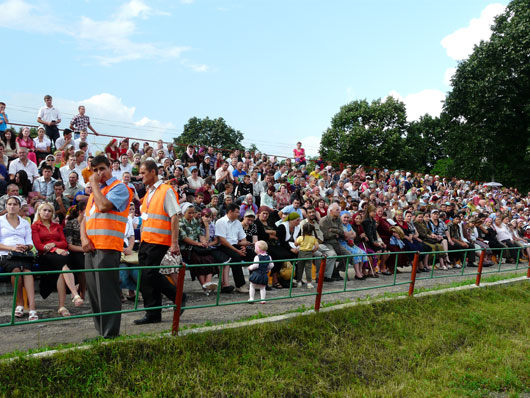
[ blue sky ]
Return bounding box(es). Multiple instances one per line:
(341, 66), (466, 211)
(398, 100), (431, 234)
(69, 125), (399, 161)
(0, 0), (508, 157)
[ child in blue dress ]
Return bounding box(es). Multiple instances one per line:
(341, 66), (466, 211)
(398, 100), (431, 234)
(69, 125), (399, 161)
(248, 240), (274, 304)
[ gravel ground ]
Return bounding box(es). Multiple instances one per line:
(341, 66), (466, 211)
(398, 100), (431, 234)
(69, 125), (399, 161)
(0, 261), (527, 355)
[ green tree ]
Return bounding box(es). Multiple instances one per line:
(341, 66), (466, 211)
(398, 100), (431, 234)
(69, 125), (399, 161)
(404, 114), (449, 173)
(175, 117), (244, 150)
(319, 97), (408, 169)
(443, 0), (530, 188)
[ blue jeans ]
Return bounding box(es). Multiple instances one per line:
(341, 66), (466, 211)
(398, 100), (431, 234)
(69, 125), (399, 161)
(119, 263), (138, 290)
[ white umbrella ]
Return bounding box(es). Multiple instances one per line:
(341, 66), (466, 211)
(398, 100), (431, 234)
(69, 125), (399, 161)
(483, 182), (503, 187)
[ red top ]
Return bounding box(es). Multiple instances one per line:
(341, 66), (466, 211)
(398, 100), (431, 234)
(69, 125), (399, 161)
(31, 220), (68, 255)
(105, 147), (119, 161)
(315, 206), (328, 218)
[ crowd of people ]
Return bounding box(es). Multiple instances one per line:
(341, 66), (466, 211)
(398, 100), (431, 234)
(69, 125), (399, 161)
(1, 96), (530, 337)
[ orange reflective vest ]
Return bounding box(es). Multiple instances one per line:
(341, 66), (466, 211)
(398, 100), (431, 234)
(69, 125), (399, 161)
(140, 183), (173, 246)
(85, 179), (133, 251)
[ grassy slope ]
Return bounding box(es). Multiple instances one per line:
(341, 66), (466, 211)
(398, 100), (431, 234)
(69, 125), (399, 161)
(1, 282), (530, 398)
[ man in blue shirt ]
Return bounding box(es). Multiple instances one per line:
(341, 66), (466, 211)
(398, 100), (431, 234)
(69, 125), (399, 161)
(232, 161), (247, 183)
(0, 102), (8, 132)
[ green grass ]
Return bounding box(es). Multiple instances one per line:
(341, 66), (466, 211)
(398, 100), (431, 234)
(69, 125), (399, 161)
(0, 271), (526, 362)
(1, 281), (530, 397)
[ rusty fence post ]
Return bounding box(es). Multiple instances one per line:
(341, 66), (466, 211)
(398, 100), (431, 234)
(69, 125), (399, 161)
(475, 251), (486, 286)
(408, 252), (420, 296)
(314, 258), (327, 312)
(172, 263), (187, 336)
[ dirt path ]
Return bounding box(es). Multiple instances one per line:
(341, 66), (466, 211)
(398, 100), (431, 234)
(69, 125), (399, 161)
(0, 262), (526, 355)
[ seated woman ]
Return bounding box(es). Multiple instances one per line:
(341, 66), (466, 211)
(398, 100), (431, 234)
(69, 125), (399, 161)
(394, 210), (428, 267)
(16, 127), (37, 164)
(374, 205), (406, 274)
(275, 184), (291, 209)
(33, 126), (51, 163)
(414, 212), (445, 270)
(0, 195), (37, 320)
(339, 211), (368, 280)
(254, 206), (283, 288)
(15, 170), (32, 198)
(351, 212), (378, 277)
(315, 199), (328, 220)
(446, 214), (474, 268)
(510, 219), (530, 260)
(403, 211), (432, 271)
(260, 185), (276, 210)
(362, 205), (390, 275)
(200, 208), (232, 293)
(493, 216), (520, 263)
(273, 212), (301, 285)
(64, 202), (87, 299)
(32, 202), (83, 317)
(241, 209), (258, 261)
(179, 203), (218, 294)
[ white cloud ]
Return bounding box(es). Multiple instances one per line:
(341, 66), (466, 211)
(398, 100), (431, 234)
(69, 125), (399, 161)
(444, 67), (457, 86)
(181, 0), (196, 4)
(441, 3), (506, 61)
(0, 0), (194, 66)
(77, 1), (189, 66)
(0, 0), (63, 33)
(388, 89), (445, 122)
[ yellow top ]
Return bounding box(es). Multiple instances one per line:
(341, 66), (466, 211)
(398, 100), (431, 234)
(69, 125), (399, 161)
(295, 235), (318, 252)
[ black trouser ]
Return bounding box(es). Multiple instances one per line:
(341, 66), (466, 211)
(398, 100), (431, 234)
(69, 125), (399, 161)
(448, 241), (476, 264)
(218, 245), (247, 288)
(45, 125), (60, 146)
(138, 242), (177, 320)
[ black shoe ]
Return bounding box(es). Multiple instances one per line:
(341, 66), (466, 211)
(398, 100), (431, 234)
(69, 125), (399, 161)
(134, 316), (161, 325)
(382, 271), (392, 276)
(354, 275), (364, 280)
(323, 277), (334, 282)
(332, 274), (344, 281)
(221, 285), (235, 293)
(265, 285), (272, 291)
(467, 263), (477, 267)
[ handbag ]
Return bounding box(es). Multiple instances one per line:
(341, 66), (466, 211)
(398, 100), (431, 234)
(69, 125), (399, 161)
(279, 261), (294, 280)
(159, 250), (183, 275)
(7, 250), (35, 263)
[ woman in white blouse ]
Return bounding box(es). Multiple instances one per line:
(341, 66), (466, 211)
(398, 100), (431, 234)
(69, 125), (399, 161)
(0, 196), (37, 320)
(33, 126), (52, 163)
(493, 215), (520, 263)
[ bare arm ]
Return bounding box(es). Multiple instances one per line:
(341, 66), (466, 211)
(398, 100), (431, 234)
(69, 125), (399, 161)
(170, 214), (180, 255)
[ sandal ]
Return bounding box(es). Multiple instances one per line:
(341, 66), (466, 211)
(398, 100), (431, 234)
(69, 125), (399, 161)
(272, 282), (283, 289)
(14, 306), (24, 318)
(72, 295), (84, 307)
(28, 310), (39, 321)
(58, 307), (71, 317)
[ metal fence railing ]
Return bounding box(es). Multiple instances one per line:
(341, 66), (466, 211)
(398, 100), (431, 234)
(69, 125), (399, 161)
(1, 246), (529, 335)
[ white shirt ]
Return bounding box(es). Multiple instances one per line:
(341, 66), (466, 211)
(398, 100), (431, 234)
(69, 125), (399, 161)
(8, 158), (40, 182)
(33, 136), (51, 151)
(144, 180), (181, 217)
(112, 169), (123, 180)
(0, 215), (33, 256)
(120, 163), (133, 174)
(37, 106), (61, 123)
(215, 215), (245, 245)
(74, 138), (92, 156)
(60, 165), (83, 183)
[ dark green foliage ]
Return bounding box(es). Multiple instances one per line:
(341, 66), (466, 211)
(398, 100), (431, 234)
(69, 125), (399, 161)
(174, 116), (244, 151)
(319, 97), (408, 169)
(443, 0), (530, 188)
